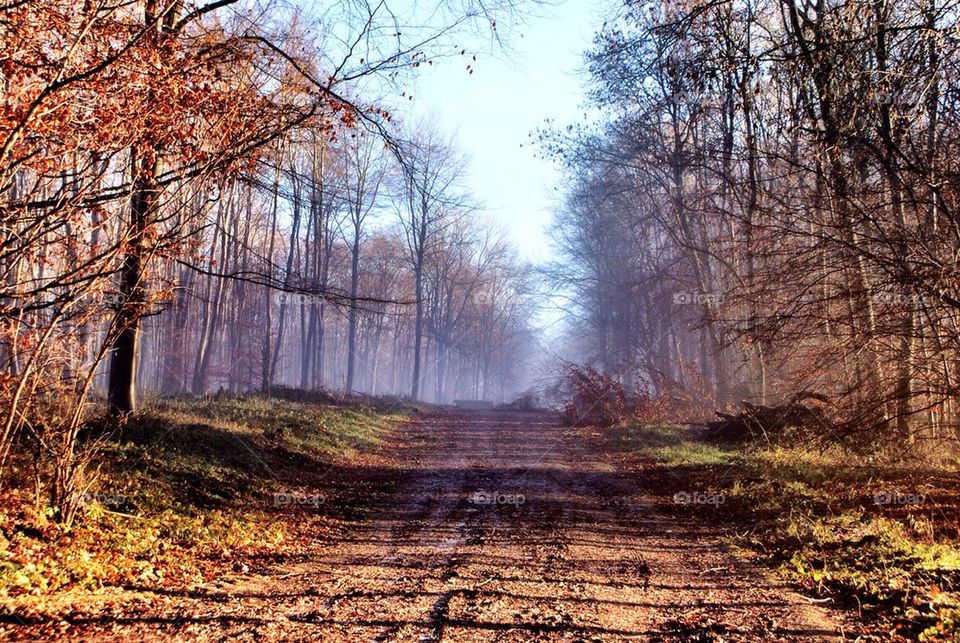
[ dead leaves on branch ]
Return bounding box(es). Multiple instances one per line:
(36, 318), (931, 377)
(1, 2), (355, 192)
(558, 361), (717, 428)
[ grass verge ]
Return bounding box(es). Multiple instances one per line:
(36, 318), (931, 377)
(616, 422), (960, 642)
(0, 393), (406, 601)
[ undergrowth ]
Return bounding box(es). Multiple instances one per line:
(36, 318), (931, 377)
(0, 394), (402, 598)
(619, 422), (960, 641)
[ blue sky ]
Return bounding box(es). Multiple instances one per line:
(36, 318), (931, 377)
(406, 0), (605, 262)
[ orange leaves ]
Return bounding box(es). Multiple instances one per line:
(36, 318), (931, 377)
(2, 1), (308, 181)
(559, 363), (628, 427)
(16, 329), (38, 351)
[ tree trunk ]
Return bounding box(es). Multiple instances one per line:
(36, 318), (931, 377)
(411, 261), (424, 400)
(108, 149), (157, 415)
(346, 233), (361, 391)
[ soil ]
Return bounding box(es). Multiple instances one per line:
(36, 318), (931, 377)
(2, 410), (846, 641)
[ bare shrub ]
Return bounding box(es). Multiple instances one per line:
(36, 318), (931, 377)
(558, 363), (627, 427)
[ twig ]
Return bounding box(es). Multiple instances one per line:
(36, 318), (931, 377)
(800, 595), (833, 604)
(104, 509), (145, 519)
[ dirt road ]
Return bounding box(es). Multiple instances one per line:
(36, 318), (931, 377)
(9, 411), (844, 641)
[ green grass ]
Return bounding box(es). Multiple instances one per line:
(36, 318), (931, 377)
(617, 423), (735, 465)
(619, 421), (960, 641)
(0, 393), (405, 597)
(155, 393), (400, 457)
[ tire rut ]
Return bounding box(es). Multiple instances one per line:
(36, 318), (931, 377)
(5, 410), (849, 642)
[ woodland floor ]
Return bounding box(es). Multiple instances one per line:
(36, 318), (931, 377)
(2, 410), (849, 641)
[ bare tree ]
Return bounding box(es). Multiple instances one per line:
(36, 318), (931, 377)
(343, 135), (387, 391)
(396, 125), (471, 400)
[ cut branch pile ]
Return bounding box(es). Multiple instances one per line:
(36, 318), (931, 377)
(697, 397), (833, 443)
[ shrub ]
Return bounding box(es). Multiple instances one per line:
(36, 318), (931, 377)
(558, 363), (627, 427)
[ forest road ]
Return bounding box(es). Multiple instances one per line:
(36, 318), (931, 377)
(18, 410), (845, 641)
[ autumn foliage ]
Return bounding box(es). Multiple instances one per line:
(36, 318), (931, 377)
(0, 1), (344, 523)
(0, 0), (536, 525)
(558, 361), (716, 427)
(546, 0), (960, 453)
(559, 363), (626, 427)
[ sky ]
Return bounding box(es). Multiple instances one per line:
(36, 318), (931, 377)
(406, 0), (605, 263)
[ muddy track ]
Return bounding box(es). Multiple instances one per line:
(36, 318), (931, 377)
(7, 410), (845, 641)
